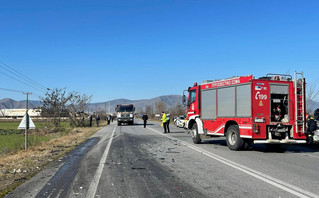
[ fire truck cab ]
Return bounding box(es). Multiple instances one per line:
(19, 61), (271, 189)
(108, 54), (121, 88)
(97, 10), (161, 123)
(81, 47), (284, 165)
(183, 72), (307, 150)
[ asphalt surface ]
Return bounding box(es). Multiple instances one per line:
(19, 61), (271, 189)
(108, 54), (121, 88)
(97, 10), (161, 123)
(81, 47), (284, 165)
(6, 120), (319, 198)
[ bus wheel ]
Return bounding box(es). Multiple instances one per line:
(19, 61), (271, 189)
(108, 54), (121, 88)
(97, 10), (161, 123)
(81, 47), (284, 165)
(191, 123), (202, 144)
(226, 125), (244, 150)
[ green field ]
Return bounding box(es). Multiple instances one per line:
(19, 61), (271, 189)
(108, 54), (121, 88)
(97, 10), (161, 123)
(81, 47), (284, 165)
(0, 121), (70, 130)
(0, 134), (53, 154)
(0, 121), (70, 155)
(0, 121), (46, 130)
(0, 122), (20, 130)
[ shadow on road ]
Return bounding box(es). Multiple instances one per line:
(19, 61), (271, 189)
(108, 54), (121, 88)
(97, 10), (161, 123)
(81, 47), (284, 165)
(248, 143), (319, 153)
(133, 123), (155, 126)
(199, 138), (319, 153)
(200, 139), (227, 147)
(168, 131), (187, 134)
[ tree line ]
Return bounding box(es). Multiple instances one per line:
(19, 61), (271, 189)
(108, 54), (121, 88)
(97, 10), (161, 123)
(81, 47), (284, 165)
(143, 101), (185, 119)
(40, 88), (186, 130)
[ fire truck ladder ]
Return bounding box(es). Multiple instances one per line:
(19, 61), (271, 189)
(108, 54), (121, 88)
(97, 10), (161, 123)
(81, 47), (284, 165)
(294, 71), (305, 133)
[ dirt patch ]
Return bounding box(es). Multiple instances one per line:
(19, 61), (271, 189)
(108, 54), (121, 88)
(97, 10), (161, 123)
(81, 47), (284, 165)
(0, 125), (103, 197)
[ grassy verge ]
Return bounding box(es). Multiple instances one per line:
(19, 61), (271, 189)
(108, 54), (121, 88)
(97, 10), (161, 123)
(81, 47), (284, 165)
(0, 122), (19, 129)
(0, 121), (71, 156)
(0, 121), (70, 130)
(0, 121), (65, 129)
(0, 121), (106, 197)
(0, 135), (53, 155)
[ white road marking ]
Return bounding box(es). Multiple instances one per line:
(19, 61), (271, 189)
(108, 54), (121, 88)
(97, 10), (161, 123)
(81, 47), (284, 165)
(148, 127), (318, 198)
(55, 189), (64, 198)
(47, 188), (56, 198)
(86, 126), (117, 198)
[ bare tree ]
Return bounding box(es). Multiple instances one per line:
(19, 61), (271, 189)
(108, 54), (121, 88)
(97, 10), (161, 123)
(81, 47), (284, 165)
(155, 101), (167, 114)
(68, 92), (92, 127)
(136, 107), (143, 114)
(41, 88), (92, 129)
(306, 80), (319, 114)
(145, 105), (153, 118)
(41, 88), (72, 129)
(170, 103), (185, 117)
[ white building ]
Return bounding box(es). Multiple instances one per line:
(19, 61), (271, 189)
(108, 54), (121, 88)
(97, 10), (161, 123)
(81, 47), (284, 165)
(0, 109), (41, 118)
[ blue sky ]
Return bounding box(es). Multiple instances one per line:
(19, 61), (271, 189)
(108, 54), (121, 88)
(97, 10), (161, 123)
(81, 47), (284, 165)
(1, 0), (319, 103)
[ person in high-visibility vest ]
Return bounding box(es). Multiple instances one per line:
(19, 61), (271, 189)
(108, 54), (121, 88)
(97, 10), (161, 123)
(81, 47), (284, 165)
(161, 111), (168, 133)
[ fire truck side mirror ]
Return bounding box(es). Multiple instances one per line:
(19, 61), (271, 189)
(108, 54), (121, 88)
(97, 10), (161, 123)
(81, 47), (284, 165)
(182, 90), (188, 106)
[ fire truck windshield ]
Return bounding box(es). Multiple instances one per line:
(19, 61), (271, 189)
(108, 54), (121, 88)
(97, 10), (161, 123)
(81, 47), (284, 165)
(189, 90), (196, 104)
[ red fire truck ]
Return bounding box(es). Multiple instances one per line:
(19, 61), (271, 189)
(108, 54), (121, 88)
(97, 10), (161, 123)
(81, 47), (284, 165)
(183, 72), (307, 150)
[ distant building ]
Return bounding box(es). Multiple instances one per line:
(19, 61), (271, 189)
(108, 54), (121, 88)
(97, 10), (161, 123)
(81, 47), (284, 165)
(0, 109), (41, 118)
(155, 114), (161, 120)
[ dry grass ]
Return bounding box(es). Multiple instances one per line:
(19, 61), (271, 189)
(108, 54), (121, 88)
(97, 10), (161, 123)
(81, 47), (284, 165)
(0, 123), (105, 197)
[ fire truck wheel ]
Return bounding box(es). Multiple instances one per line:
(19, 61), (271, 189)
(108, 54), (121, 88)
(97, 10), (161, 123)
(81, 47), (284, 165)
(191, 123), (202, 144)
(226, 125), (244, 150)
(244, 140), (252, 149)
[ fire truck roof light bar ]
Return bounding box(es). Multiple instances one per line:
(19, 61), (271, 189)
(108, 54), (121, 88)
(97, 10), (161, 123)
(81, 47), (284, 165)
(202, 76), (242, 84)
(266, 73), (293, 79)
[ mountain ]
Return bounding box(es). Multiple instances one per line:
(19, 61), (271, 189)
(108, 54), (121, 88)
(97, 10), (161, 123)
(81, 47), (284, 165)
(307, 99), (319, 114)
(0, 95), (183, 113)
(0, 98), (41, 109)
(85, 95), (183, 113)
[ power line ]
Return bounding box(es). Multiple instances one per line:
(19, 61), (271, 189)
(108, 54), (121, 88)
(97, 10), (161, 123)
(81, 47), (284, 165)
(0, 61), (48, 92)
(0, 87), (25, 93)
(0, 87), (42, 101)
(0, 61), (47, 90)
(0, 70), (44, 92)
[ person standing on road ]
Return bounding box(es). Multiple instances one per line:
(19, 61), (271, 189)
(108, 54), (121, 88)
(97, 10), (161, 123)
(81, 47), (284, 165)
(166, 114), (170, 133)
(107, 114), (111, 125)
(96, 114), (100, 127)
(161, 111), (168, 133)
(306, 115), (316, 144)
(88, 114), (93, 127)
(314, 108), (319, 121)
(142, 113), (148, 128)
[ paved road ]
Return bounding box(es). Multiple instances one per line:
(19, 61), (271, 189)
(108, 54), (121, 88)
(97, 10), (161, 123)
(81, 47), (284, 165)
(6, 120), (319, 198)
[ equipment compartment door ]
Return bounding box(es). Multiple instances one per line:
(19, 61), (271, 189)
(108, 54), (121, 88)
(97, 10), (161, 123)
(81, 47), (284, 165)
(252, 81), (270, 139)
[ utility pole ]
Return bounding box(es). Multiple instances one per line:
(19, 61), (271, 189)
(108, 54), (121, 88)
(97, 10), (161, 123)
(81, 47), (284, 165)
(23, 92), (32, 151)
(106, 97), (115, 115)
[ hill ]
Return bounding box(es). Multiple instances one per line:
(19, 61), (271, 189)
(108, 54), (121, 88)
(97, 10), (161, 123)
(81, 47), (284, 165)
(0, 98), (42, 109)
(0, 95), (183, 113)
(85, 95), (183, 113)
